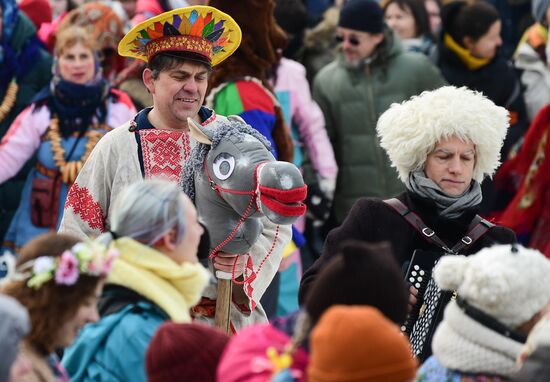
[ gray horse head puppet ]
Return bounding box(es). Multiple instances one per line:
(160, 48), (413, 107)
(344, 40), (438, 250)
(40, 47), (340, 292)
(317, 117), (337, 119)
(183, 116), (307, 258)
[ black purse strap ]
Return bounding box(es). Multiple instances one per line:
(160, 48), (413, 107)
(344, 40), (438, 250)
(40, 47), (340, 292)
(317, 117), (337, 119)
(384, 198), (494, 254)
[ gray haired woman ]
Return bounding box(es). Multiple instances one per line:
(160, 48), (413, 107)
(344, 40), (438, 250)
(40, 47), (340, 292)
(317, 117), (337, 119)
(62, 179), (210, 382)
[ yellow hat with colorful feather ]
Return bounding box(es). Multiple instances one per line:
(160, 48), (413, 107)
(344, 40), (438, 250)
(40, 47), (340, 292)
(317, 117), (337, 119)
(118, 6), (242, 66)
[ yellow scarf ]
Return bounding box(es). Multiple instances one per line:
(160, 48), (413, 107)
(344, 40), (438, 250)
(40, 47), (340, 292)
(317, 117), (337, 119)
(444, 33), (491, 71)
(106, 238), (210, 322)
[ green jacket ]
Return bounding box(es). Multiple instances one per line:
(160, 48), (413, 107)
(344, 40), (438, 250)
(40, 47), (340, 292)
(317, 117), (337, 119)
(0, 12), (52, 242)
(313, 29), (445, 224)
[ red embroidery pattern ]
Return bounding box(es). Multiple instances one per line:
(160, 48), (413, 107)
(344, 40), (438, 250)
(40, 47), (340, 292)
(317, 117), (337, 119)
(65, 184), (105, 231)
(139, 129), (191, 185)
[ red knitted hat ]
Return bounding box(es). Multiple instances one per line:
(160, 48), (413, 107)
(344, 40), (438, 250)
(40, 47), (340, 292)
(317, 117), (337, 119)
(19, 0), (52, 30)
(308, 306), (418, 382)
(145, 322), (230, 382)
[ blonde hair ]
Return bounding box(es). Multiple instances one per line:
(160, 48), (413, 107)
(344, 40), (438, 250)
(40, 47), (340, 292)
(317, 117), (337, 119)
(55, 26), (97, 57)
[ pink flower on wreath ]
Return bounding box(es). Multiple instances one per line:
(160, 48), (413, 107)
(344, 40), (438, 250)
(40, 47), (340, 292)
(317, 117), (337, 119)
(102, 249), (119, 275)
(55, 250), (80, 286)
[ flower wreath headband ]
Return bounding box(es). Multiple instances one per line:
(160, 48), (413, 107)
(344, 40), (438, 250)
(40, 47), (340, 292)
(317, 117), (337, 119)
(0, 242), (119, 290)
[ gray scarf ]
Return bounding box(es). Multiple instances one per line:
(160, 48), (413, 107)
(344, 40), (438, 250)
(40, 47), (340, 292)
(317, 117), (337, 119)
(406, 170), (483, 219)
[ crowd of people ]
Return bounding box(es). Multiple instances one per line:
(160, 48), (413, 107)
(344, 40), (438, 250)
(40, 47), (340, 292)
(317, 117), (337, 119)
(1, 0), (550, 381)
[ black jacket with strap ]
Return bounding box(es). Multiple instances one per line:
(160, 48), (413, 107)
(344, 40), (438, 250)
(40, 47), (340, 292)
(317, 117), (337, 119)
(299, 190), (517, 304)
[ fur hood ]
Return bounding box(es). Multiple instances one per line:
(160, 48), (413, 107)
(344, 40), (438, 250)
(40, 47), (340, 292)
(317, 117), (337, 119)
(376, 86), (509, 183)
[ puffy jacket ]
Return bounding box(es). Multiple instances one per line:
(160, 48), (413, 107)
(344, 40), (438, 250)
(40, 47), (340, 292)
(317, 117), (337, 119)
(63, 299), (168, 382)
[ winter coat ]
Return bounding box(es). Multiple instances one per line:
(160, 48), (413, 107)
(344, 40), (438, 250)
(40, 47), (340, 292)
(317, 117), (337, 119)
(63, 299), (167, 382)
(514, 23), (550, 122)
(312, 28), (446, 224)
(0, 12), (52, 242)
(299, 190), (516, 304)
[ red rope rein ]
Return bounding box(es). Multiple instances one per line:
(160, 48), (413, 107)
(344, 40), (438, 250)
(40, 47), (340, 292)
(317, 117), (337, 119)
(205, 160), (279, 284)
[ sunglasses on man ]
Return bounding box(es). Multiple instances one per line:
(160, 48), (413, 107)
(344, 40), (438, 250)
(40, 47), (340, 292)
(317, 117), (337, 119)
(335, 35), (361, 46)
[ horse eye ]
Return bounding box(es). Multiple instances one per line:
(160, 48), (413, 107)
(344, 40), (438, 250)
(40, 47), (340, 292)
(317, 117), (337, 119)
(212, 153), (235, 180)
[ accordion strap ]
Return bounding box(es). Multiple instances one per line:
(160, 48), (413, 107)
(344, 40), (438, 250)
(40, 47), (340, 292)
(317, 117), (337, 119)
(384, 198), (494, 253)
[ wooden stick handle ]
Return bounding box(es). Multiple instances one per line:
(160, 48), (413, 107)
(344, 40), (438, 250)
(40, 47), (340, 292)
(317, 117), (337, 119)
(215, 274), (233, 334)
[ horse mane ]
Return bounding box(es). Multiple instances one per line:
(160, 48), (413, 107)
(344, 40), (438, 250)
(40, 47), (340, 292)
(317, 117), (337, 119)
(182, 117), (272, 202)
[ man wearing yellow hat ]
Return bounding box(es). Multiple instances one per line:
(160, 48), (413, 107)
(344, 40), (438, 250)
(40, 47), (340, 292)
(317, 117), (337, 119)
(59, 6), (291, 330)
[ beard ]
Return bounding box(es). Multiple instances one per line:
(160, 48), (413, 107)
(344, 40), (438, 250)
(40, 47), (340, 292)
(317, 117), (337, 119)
(343, 58), (363, 69)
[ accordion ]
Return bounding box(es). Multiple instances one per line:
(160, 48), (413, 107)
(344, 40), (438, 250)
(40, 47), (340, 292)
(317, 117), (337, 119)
(401, 249), (454, 361)
(383, 197), (495, 362)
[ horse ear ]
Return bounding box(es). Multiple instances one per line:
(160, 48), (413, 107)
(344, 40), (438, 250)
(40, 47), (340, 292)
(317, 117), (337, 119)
(187, 118), (212, 145)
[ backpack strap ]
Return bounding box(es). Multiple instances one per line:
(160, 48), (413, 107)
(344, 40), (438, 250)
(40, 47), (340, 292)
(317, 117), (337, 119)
(383, 198), (494, 254)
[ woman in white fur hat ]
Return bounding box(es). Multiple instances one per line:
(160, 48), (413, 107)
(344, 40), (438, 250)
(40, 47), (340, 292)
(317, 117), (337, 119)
(299, 86), (517, 359)
(417, 244), (550, 380)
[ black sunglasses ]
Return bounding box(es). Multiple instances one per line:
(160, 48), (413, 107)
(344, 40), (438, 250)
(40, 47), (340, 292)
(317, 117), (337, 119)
(335, 35), (361, 46)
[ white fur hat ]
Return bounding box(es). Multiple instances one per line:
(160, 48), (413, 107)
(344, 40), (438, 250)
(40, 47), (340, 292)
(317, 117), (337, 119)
(376, 86), (509, 183)
(434, 244), (550, 328)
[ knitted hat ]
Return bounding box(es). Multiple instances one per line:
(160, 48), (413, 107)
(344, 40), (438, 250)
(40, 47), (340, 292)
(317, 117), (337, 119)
(145, 322), (230, 382)
(0, 294), (30, 382)
(18, 0), (52, 30)
(217, 323), (309, 382)
(433, 244), (550, 328)
(308, 305), (418, 382)
(304, 240), (408, 325)
(377, 86), (509, 183)
(338, 0), (384, 34)
(532, 0), (550, 23)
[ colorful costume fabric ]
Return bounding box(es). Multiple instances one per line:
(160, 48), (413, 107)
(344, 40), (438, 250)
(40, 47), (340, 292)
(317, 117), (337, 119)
(0, 89), (135, 250)
(417, 356), (506, 382)
(495, 104), (550, 255)
(207, 77), (280, 157)
(59, 107), (291, 329)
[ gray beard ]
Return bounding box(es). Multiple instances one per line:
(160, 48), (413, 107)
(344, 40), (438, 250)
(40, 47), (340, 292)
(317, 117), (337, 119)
(343, 59), (363, 70)
(343, 53), (377, 70)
